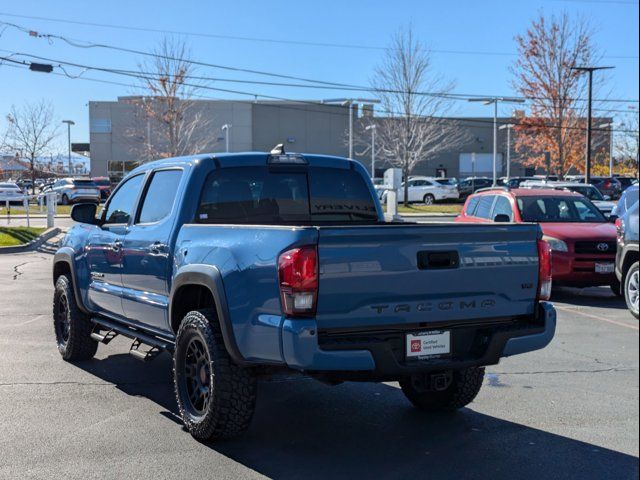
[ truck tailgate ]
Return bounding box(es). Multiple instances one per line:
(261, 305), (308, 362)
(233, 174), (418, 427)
(316, 223), (540, 329)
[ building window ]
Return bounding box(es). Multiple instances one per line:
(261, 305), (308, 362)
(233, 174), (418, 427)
(90, 119), (111, 133)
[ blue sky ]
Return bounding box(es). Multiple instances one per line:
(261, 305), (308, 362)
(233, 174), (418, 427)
(0, 0), (638, 150)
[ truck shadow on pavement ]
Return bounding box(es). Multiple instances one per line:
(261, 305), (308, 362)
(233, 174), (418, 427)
(75, 353), (638, 480)
(551, 286), (628, 310)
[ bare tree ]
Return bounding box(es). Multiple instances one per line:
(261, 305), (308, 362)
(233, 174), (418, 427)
(616, 114), (639, 167)
(5, 100), (59, 194)
(128, 36), (215, 163)
(368, 26), (468, 205)
(511, 12), (605, 177)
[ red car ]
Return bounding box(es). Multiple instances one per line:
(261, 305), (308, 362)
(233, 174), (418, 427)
(456, 187), (619, 294)
(91, 177), (113, 201)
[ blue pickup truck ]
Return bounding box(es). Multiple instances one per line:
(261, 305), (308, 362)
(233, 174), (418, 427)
(52, 148), (556, 441)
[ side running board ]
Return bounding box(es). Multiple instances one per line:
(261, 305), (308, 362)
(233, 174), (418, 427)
(90, 317), (174, 361)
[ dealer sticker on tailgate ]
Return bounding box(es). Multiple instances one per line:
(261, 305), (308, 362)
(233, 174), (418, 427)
(406, 330), (451, 358)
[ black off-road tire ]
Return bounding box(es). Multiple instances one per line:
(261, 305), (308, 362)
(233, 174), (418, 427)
(173, 309), (257, 441)
(400, 367), (485, 412)
(53, 275), (98, 361)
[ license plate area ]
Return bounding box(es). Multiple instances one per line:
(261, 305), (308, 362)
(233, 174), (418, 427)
(595, 262), (614, 274)
(406, 330), (451, 360)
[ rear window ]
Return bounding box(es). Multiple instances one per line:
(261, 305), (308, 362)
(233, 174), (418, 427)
(465, 196), (480, 216)
(517, 196), (605, 223)
(197, 166), (378, 224)
(72, 179), (97, 187)
(435, 179), (456, 186)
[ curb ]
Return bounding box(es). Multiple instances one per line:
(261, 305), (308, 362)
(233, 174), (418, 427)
(0, 227), (62, 254)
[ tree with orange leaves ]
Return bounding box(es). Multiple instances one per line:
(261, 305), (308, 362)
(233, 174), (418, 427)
(511, 13), (601, 178)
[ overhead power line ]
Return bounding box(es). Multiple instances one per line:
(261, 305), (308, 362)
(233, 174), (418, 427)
(2, 54), (638, 136)
(0, 11), (637, 59)
(1, 21), (638, 107)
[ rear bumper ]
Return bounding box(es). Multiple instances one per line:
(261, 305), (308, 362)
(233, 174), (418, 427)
(552, 251), (616, 286)
(280, 302), (556, 380)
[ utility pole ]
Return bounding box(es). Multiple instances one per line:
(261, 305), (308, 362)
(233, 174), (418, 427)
(62, 120), (75, 175)
(365, 124), (376, 178)
(571, 66), (614, 184)
(499, 123), (514, 181)
(469, 98), (524, 186)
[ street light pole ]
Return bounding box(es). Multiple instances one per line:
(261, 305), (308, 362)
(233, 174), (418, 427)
(221, 124), (232, 152)
(499, 123), (514, 181)
(321, 98), (380, 160)
(365, 124), (376, 178)
(571, 66), (614, 184)
(468, 97), (524, 186)
(61, 120), (75, 174)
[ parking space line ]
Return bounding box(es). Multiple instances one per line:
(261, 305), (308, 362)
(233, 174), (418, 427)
(555, 305), (639, 331)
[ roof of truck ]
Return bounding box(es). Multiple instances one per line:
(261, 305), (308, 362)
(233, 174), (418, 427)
(128, 152), (356, 175)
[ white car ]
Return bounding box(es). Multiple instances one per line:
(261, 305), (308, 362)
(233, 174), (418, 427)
(0, 182), (26, 205)
(384, 176), (459, 204)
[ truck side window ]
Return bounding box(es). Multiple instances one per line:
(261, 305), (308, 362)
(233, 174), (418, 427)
(492, 196), (513, 221)
(137, 170), (183, 224)
(103, 174), (144, 225)
(474, 195), (495, 219)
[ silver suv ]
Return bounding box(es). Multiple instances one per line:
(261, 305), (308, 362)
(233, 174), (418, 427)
(47, 178), (100, 205)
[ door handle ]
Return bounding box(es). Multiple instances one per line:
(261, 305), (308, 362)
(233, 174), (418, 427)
(111, 240), (122, 252)
(148, 241), (167, 254)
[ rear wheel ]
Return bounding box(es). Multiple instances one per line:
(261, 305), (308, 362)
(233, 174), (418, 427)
(400, 367), (485, 412)
(624, 262), (639, 319)
(423, 194), (435, 205)
(53, 275), (98, 361)
(174, 309), (257, 441)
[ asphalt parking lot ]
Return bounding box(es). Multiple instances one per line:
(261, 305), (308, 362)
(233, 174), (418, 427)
(0, 246), (638, 480)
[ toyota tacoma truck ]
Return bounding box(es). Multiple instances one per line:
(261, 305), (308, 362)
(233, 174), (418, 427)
(52, 147), (556, 441)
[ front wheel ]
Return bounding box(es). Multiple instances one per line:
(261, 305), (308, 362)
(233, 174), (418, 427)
(624, 262), (639, 319)
(400, 367), (485, 412)
(423, 194), (435, 205)
(173, 309), (257, 441)
(53, 275), (98, 361)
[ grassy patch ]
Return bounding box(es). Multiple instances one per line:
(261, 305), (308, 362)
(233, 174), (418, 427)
(397, 203), (462, 214)
(0, 227), (47, 247)
(0, 204), (72, 215)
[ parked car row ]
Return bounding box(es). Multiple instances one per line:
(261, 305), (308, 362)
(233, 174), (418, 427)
(457, 185), (639, 318)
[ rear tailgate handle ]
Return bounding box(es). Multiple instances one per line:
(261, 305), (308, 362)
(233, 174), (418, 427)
(417, 250), (460, 269)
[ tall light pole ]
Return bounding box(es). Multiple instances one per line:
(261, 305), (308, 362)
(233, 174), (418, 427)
(321, 98), (380, 159)
(571, 66), (614, 184)
(598, 122), (614, 177)
(499, 123), (515, 181)
(221, 124), (232, 153)
(365, 124), (376, 178)
(468, 97), (524, 186)
(61, 120), (75, 175)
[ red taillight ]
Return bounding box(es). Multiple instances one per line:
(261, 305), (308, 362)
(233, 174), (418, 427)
(537, 239), (552, 301)
(278, 246), (318, 317)
(615, 217), (625, 243)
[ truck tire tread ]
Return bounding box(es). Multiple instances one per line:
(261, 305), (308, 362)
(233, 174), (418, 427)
(173, 309), (257, 441)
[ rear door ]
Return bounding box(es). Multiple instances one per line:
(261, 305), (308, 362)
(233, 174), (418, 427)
(316, 223), (540, 330)
(120, 168), (184, 331)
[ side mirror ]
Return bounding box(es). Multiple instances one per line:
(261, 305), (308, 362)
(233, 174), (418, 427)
(608, 214), (618, 223)
(494, 214), (511, 223)
(71, 203), (99, 225)
(603, 195), (611, 201)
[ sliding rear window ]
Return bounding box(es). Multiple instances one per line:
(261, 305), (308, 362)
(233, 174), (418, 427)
(196, 166), (378, 224)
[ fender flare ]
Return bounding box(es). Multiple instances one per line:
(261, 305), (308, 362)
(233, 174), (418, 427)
(169, 264), (247, 365)
(53, 248), (90, 314)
